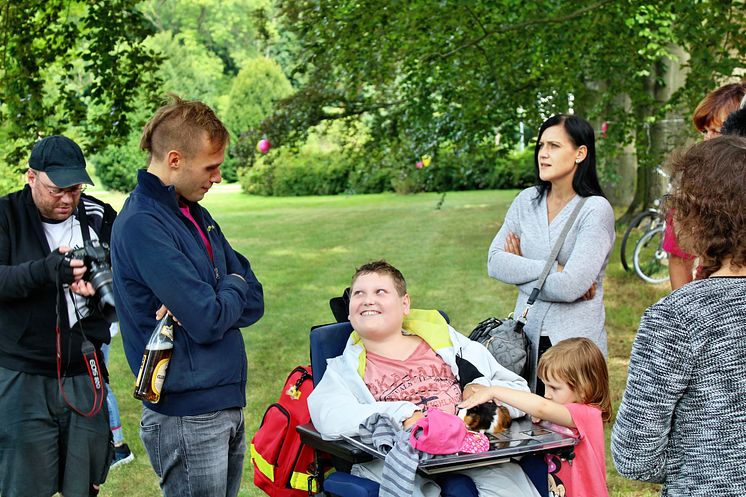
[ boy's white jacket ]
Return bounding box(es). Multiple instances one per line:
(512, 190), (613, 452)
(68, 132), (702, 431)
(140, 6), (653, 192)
(308, 309), (529, 439)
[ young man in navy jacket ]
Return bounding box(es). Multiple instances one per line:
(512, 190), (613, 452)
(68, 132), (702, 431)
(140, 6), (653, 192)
(111, 95), (264, 497)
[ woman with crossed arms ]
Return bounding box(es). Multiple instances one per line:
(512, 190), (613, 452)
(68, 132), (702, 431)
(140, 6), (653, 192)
(487, 114), (614, 393)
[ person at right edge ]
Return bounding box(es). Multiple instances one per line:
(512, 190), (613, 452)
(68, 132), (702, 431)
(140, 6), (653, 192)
(664, 81), (746, 290)
(487, 114), (614, 394)
(612, 135), (746, 496)
(111, 94), (264, 497)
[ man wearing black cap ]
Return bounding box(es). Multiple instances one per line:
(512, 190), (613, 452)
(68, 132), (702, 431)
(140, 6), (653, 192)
(0, 136), (118, 497)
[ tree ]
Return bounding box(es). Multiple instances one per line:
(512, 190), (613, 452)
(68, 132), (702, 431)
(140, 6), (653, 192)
(139, 0), (270, 76)
(0, 0), (162, 172)
(90, 1), (270, 191)
(147, 30), (229, 109)
(224, 56), (294, 138)
(238, 1), (746, 213)
(89, 28), (232, 193)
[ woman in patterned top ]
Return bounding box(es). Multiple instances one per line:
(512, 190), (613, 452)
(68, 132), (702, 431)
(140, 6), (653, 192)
(612, 135), (746, 496)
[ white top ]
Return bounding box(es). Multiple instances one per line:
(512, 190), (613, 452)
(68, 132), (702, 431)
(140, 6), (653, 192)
(41, 211), (98, 327)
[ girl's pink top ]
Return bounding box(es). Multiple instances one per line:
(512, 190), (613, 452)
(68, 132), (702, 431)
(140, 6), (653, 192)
(545, 403), (609, 497)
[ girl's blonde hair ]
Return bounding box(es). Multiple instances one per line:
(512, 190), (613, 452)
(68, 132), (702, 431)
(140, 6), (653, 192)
(537, 337), (612, 422)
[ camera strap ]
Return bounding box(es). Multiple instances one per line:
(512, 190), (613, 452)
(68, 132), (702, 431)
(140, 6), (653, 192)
(55, 299), (105, 416)
(55, 323), (105, 417)
(54, 220), (105, 417)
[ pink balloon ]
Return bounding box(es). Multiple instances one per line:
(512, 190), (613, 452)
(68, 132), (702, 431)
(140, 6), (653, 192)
(257, 138), (271, 154)
(416, 161), (424, 169)
(600, 122), (609, 133)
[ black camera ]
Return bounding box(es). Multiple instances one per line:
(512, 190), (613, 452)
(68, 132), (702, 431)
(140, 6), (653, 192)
(65, 240), (117, 324)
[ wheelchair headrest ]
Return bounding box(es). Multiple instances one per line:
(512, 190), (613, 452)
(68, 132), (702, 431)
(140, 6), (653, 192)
(309, 321), (354, 387)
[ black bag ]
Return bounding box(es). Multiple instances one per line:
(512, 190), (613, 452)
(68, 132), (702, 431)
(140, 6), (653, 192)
(469, 316), (530, 379)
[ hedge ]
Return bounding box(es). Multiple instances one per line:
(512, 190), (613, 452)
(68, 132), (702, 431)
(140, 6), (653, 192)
(240, 147), (536, 196)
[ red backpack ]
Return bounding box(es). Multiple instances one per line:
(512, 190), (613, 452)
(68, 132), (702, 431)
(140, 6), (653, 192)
(250, 365), (320, 496)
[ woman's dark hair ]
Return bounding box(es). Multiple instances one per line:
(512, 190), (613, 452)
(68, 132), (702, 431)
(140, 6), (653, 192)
(533, 114), (605, 199)
(667, 135), (746, 277)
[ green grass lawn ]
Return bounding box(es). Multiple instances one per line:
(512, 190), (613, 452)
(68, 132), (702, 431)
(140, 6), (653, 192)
(92, 184), (666, 497)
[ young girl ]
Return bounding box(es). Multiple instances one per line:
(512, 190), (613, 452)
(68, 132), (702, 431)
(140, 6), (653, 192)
(458, 337), (612, 497)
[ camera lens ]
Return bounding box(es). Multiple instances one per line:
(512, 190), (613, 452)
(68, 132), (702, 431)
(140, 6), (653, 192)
(88, 261), (117, 324)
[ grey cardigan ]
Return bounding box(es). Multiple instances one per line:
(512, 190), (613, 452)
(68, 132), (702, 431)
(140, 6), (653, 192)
(612, 277), (746, 496)
(487, 187), (615, 361)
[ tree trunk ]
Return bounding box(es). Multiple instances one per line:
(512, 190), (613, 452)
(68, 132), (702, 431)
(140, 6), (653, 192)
(622, 45), (689, 223)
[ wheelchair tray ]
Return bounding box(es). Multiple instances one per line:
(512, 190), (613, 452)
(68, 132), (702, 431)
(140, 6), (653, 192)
(297, 423), (376, 464)
(340, 417), (578, 476)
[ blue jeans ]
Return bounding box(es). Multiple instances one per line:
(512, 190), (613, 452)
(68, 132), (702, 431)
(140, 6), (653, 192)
(101, 343), (124, 445)
(140, 405), (245, 497)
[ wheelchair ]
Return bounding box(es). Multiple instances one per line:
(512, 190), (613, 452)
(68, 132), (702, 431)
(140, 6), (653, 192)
(298, 296), (555, 497)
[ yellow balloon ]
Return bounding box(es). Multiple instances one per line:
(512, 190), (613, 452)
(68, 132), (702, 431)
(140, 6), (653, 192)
(421, 155), (432, 167)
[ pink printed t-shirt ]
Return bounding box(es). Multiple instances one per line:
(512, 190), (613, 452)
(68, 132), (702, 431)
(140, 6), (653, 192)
(546, 403), (608, 497)
(363, 340), (462, 414)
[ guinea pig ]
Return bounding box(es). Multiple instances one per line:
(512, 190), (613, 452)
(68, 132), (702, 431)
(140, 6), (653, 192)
(458, 401), (511, 434)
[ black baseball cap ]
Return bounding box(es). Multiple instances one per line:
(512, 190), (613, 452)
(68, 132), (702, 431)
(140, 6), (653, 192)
(28, 136), (94, 188)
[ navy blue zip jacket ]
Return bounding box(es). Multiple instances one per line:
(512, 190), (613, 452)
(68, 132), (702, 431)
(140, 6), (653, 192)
(111, 170), (264, 416)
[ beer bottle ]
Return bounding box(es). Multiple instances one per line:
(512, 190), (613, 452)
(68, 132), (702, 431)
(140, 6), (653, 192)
(133, 315), (175, 403)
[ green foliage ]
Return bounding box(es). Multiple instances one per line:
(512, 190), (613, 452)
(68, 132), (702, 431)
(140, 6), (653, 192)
(0, 164), (25, 197)
(240, 148), (352, 196)
(90, 132), (147, 193)
(91, 20), (234, 191)
(238, 1), (746, 205)
(389, 146), (536, 195)
(490, 149), (536, 190)
(220, 155), (242, 185)
(224, 57), (294, 139)
(272, 156), (350, 196)
(90, 1), (280, 189)
(347, 161), (395, 194)
(139, 0), (269, 75)
(1, 0), (162, 166)
(240, 141), (534, 196)
(145, 31), (229, 109)
(428, 146), (535, 192)
(239, 162), (272, 195)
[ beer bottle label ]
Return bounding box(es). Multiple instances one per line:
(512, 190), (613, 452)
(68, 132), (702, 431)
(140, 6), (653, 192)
(151, 358), (171, 395)
(134, 354), (147, 387)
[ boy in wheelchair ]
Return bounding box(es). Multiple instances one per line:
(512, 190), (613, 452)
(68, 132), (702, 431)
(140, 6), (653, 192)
(308, 260), (541, 497)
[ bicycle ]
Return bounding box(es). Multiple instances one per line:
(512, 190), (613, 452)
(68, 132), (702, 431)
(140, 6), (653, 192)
(619, 203), (663, 272)
(620, 167), (670, 284)
(632, 222), (668, 284)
